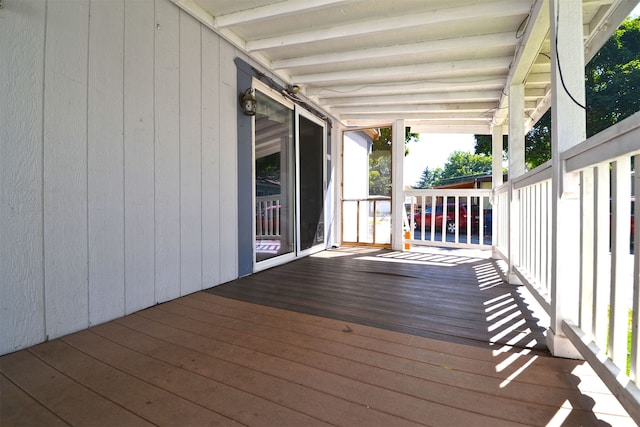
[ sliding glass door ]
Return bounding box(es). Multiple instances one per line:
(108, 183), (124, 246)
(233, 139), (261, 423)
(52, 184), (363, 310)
(254, 89), (295, 265)
(253, 82), (327, 270)
(296, 110), (326, 256)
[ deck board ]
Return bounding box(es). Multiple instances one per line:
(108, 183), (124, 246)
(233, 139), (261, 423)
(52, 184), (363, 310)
(208, 248), (548, 353)
(1, 247), (634, 426)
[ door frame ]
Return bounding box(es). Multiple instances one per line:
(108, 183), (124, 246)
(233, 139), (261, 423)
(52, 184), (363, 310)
(340, 125), (394, 248)
(253, 79), (329, 272)
(295, 107), (328, 258)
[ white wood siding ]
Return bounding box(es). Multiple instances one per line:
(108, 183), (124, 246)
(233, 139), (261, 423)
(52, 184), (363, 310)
(201, 30), (222, 288)
(179, 12), (203, 295)
(154, 0), (181, 303)
(0, 0), (239, 355)
(88, 0), (126, 326)
(43, 0), (91, 340)
(124, 0), (156, 314)
(0, 0), (47, 352)
(218, 41), (239, 283)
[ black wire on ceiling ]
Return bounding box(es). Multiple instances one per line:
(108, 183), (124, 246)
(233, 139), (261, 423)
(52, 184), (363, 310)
(516, 14), (530, 39)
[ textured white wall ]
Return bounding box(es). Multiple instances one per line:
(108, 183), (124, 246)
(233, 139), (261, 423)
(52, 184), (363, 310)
(0, 0), (239, 355)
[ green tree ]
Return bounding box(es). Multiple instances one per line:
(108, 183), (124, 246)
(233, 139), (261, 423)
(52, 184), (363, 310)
(369, 127), (419, 196)
(474, 110), (551, 170)
(475, 17), (640, 169)
(586, 17), (640, 136)
(414, 151), (493, 188)
(414, 166), (443, 189)
(371, 127), (419, 154)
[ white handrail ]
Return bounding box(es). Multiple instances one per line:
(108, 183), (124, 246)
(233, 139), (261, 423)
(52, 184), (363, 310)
(512, 160), (552, 190)
(563, 111), (640, 173)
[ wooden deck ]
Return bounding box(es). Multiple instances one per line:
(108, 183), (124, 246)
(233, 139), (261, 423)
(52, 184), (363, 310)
(1, 247), (633, 426)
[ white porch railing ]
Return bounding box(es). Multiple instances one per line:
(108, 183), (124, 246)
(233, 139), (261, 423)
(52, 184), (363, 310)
(404, 189), (492, 249)
(508, 161), (553, 312)
(256, 195), (281, 238)
(493, 183), (510, 259)
(498, 111), (640, 421)
(342, 197), (391, 245)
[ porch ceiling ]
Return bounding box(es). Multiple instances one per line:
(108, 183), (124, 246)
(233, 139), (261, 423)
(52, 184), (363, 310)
(175, 0), (635, 134)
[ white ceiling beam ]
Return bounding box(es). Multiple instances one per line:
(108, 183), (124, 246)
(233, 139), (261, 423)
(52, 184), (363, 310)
(582, 0), (616, 6)
(295, 57), (512, 85)
(213, 0), (354, 28)
(339, 113), (494, 122)
(343, 120), (492, 134)
(524, 72), (551, 84)
(408, 119), (492, 126)
(340, 112), (494, 120)
(492, 0), (549, 127)
(331, 102), (502, 115)
(246, 0), (532, 51)
(319, 90), (502, 107)
(525, 88), (548, 99)
(405, 119), (492, 125)
(509, 0), (550, 86)
(401, 123), (493, 135)
(271, 32), (516, 70)
(304, 78), (508, 98)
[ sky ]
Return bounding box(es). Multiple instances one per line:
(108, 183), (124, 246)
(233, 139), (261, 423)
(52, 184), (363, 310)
(403, 133), (476, 187)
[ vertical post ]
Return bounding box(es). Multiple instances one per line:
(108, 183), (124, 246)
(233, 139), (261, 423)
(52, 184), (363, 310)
(391, 119), (405, 251)
(492, 125), (504, 189)
(508, 83), (525, 284)
(492, 124), (504, 257)
(548, 0), (585, 359)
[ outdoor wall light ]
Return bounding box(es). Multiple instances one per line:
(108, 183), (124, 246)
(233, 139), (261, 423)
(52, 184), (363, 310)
(288, 84), (301, 95)
(239, 88), (257, 116)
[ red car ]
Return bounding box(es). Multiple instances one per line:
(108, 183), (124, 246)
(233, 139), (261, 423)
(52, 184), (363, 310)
(413, 203), (473, 234)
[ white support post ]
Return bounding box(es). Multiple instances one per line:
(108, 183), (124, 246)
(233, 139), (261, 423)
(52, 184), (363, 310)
(508, 83), (525, 284)
(391, 119), (405, 251)
(492, 124), (504, 189)
(547, 0), (585, 359)
(492, 124), (504, 258)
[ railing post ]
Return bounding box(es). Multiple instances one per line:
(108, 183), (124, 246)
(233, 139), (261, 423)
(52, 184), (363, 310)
(508, 83), (525, 284)
(547, 0), (585, 359)
(391, 119), (405, 251)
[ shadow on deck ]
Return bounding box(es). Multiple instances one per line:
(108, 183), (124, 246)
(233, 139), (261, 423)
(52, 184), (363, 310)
(210, 246), (549, 355)
(1, 247), (633, 426)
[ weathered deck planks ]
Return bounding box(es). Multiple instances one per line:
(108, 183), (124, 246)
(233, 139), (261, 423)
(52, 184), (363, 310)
(1, 248), (633, 426)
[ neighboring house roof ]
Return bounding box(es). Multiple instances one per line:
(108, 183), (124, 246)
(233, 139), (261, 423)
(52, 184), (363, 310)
(435, 173), (509, 189)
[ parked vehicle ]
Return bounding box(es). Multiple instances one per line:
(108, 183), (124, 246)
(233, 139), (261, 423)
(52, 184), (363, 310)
(413, 203), (474, 233)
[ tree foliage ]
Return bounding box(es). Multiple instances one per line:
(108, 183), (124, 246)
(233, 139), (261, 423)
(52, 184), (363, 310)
(369, 127), (419, 196)
(414, 166), (443, 189)
(413, 151), (493, 188)
(474, 16), (640, 169)
(586, 17), (640, 136)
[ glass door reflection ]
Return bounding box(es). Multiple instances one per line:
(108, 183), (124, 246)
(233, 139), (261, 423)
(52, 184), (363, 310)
(254, 90), (295, 263)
